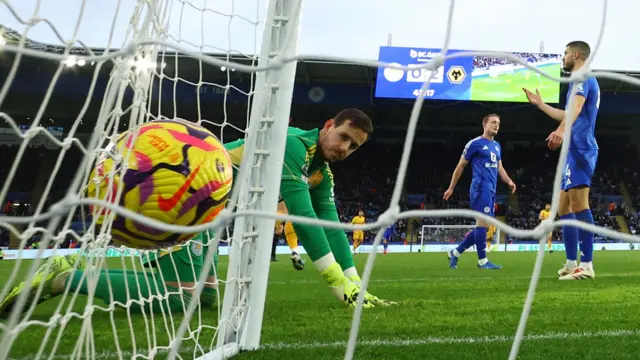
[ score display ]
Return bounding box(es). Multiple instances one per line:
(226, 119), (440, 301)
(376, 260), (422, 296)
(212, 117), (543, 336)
(374, 46), (562, 103)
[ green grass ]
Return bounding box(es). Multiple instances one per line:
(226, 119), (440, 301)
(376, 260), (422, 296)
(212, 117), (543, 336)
(470, 64), (562, 103)
(2, 250), (640, 359)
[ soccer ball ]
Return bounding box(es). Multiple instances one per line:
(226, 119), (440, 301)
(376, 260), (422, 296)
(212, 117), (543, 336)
(87, 119), (233, 249)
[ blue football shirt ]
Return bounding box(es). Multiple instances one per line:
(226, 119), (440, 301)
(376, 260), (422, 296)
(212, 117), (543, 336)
(462, 136), (501, 193)
(566, 77), (600, 150)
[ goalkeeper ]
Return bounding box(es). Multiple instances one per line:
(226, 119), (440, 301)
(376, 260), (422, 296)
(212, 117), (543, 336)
(1, 109), (392, 313)
(0, 230), (219, 317)
(224, 108), (394, 308)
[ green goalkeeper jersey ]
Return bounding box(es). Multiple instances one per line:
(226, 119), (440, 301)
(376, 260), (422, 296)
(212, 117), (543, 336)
(224, 127), (346, 260)
(142, 126), (347, 265)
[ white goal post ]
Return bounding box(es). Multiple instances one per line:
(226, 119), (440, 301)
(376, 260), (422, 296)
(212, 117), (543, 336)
(420, 224), (502, 252)
(0, 0), (303, 360)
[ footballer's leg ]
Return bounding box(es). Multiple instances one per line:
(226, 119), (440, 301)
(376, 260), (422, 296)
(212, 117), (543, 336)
(0, 254), (83, 317)
(156, 241), (219, 306)
(284, 221), (305, 270)
(352, 231), (363, 254)
(448, 228), (478, 268)
(475, 191), (501, 269)
(0, 252), (196, 316)
(557, 152), (580, 277)
(547, 234), (554, 253)
(559, 150), (597, 280)
(382, 237), (389, 255)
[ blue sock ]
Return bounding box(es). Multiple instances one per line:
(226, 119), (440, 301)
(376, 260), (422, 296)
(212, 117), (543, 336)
(560, 213), (578, 261)
(574, 209), (594, 262)
(455, 229), (477, 254)
(474, 227), (488, 260)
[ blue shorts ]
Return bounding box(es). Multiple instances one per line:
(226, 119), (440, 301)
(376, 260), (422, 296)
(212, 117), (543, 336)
(470, 188), (495, 217)
(561, 149), (598, 191)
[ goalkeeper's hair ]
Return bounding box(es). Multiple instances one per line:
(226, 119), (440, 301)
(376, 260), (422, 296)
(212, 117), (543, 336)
(566, 41), (591, 59)
(334, 108), (373, 134)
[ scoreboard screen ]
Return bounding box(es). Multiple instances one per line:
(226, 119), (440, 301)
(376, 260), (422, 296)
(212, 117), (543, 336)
(374, 46), (562, 103)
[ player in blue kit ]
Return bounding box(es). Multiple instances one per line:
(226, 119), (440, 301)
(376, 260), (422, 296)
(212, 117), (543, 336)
(382, 224), (395, 255)
(443, 114), (517, 269)
(523, 41), (599, 280)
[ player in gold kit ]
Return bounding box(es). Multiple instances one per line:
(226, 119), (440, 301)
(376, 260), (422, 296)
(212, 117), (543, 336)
(276, 202), (305, 270)
(486, 225), (497, 252)
(351, 211), (366, 254)
(539, 203), (553, 253)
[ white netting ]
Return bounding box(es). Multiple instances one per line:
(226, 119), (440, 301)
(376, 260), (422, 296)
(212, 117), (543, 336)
(0, 0), (300, 359)
(1, 0), (639, 359)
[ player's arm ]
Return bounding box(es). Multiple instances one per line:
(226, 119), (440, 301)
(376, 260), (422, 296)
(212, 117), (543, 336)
(497, 156), (516, 193)
(447, 157), (468, 190)
(279, 138), (329, 252)
(548, 82), (590, 146)
(308, 167), (351, 253)
(523, 88), (564, 122)
(497, 160), (514, 184)
(538, 103), (565, 122)
(556, 91), (587, 132)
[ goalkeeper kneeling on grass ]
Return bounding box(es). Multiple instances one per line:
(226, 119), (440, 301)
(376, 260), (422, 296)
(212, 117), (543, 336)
(0, 230), (220, 317)
(224, 108), (395, 309)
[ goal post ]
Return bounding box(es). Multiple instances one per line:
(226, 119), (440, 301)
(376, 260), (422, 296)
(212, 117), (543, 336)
(420, 224), (502, 252)
(0, 0), (303, 359)
(211, 0), (303, 357)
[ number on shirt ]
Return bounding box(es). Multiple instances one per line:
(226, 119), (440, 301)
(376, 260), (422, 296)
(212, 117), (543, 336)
(490, 152), (497, 163)
(565, 164), (571, 178)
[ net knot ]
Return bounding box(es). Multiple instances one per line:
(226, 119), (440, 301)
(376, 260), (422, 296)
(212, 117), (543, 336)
(426, 55), (445, 71)
(215, 208), (234, 227)
(538, 218), (555, 237)
(377, 205), (400, 230)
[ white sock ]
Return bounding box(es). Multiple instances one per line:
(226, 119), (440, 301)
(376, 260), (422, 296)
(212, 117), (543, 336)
(566, 260), (578, 268)
(313, 253), (337, 272)
(453, 249), (461, 257)
(343, 267), (358, 279)
(478, 258), (488, 266)
(580, 261), (593, 270)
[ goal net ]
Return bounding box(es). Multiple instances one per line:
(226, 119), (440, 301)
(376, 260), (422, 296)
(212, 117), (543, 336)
(420, 224), (502, 252)
(1, 1), (639, 360)
(0, 0), (301, 359)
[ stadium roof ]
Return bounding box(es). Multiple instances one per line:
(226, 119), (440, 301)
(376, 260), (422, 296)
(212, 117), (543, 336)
(2, 23), (640, 93)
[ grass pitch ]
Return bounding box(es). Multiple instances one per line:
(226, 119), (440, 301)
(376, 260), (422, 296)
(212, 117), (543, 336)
(2, 250), (640, 359)
(471, 64), (562, 103)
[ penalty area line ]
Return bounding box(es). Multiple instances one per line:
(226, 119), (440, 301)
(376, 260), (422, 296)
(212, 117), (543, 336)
(261, 328), (640, 350)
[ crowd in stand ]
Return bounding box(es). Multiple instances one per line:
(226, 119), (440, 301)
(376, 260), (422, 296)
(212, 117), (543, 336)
(473, 53), (560, 69)
(1, 139), (638, 250)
